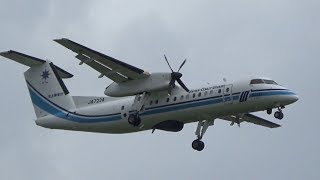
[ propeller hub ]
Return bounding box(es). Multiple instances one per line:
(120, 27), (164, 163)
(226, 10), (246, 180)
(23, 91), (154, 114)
(172, 72), (182, 79)
(164, 54), (189, 93)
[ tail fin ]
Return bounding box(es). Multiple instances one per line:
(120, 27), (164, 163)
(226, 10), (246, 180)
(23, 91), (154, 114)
(0, 50), (76, 118)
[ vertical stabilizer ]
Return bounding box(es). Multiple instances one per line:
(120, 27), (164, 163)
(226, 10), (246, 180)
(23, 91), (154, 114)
(25, 62), (76, 118)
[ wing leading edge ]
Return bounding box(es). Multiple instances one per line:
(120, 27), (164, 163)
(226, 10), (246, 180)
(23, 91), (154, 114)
(54, 38), (150, 83)
(220, 113), (281, 128)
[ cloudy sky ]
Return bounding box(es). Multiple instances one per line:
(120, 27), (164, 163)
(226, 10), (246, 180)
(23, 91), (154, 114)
(0, 0), (319, 179)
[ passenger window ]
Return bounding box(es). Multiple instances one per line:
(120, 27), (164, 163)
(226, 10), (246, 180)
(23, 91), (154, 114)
(150, 100), (153, 105)
(218, 89), (221, 93)
(180, 95), (184, 100)
(198, 92), (201, 97)
(174, 97), (177, 101)
(204, 91), (208, 96)
(193, 93), (196, 98)
(155, 100), (159, 104)
(210, 90), (213, 95)
(186, 94), (190, 100)
(121, 106), (124, 110)
(226, 88), (229, 92)
(166, 98), (170, 102)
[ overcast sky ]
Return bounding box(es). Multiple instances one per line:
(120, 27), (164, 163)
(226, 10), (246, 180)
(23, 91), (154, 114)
(0, 0), (319, 179)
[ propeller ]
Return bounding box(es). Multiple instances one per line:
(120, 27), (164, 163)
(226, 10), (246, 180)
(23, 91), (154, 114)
(164, 55), (189, 93)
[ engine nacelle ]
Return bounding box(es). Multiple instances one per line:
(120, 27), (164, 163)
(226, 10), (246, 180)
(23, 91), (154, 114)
(104, 73), (171, 97)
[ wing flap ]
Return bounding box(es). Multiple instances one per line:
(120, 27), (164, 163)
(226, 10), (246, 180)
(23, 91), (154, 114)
(220, 114), (280, 128)
(54, 38), (149, 82)
(75, 54), (127, 82)
(0, 50), (73, 79)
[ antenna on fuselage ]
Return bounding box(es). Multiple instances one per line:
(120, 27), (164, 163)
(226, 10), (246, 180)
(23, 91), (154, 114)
(223, 78), (227, 82)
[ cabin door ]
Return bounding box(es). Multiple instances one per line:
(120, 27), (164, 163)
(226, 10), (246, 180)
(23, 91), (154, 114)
(223, 84), (233, 104)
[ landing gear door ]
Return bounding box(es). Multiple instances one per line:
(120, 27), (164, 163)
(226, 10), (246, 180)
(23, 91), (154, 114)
(223, 84), (233, 104)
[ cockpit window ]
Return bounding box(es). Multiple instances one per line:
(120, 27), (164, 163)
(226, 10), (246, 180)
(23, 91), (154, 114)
(250, 79), (264, 84)
(250, 79), (278, 85)
(263, 79), (278, 85)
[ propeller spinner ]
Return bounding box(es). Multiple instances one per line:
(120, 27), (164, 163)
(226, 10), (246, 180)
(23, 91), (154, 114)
(164, 55), (189, 93)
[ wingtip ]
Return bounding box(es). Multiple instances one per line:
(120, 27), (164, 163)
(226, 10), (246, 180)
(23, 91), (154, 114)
(272, 124), (281, 128)
(0, 51), (7, 56)
(53, 38), (62, 42)
(54, 38), (69, 43)
(0, 50), (15, 57)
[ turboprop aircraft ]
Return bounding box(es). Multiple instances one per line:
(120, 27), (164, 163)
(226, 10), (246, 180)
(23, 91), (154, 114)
(0, 38), (299, 151)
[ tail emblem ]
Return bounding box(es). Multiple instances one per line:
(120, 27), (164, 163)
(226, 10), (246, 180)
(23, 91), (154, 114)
(41, 69), (50, 83)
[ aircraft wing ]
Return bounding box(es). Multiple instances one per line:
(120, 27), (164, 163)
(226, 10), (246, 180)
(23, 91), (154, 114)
(220, 113), (280, 128)
(54, 38), (150, 83)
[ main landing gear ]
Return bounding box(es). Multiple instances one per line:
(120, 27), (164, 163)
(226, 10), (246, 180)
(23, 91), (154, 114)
(267, 107), (284, 120)
(128, 113), (141, 126)
(128, 92), (150, 127)
(192, 120), (214, 151)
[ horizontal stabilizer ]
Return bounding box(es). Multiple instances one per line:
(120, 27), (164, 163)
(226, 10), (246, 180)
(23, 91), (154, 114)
(0, 50), (73, 79)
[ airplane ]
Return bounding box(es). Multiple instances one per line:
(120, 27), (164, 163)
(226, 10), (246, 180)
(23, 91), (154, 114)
(0, 38), (299, 151)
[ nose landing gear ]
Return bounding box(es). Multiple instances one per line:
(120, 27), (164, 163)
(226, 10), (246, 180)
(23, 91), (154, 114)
(267, 107), (284, 120)
(267, 108), (272, 115)
(274, 107), (284, 120)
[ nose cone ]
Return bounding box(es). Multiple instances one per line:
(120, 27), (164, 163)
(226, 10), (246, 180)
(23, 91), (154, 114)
(35, 118), (47, 128)
(292, 94), (299, 102)
(286, 93), (299, 104)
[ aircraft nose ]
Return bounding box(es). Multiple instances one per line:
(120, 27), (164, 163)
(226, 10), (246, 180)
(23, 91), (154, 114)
(287, 92), (299, 104)
(290, 95), (299, 103)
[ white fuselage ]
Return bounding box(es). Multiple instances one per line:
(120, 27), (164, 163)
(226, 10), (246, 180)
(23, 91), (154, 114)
(34, 78), (298, 133)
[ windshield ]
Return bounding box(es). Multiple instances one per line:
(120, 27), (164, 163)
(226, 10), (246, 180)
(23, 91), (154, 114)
(250, 79), (278, 85)
(263, 79), (278, 85)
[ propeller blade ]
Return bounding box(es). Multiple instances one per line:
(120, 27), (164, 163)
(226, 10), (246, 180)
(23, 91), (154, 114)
(176, 78), (189, 92)
(164, 54), (174, 72)
(169, 78), (176, 88)
(168, 82), (175, 95)
(177, 59), (187, 72)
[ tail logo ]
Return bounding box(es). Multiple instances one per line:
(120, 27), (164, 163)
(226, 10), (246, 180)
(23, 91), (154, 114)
(41, 69), (50, 83)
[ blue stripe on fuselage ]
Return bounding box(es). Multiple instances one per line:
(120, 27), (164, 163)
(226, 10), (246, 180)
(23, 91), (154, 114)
(250, 90), (296, 98)
(28, 86), (121, 123)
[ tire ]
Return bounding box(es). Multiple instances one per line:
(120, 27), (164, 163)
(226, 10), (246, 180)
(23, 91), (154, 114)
(128, 114), (141, 126)
(278, 112), (284, 120)
(192, 140), (205, 151)
(274, 111), (280, 119)
(267, 109), (272, 115)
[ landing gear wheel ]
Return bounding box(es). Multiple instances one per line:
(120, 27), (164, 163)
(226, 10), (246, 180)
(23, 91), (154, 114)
(274, 111), (284, 120)
(128, 114), (141, 126)
(267, 108), (272, 115)
(192, 139), (205, 151)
